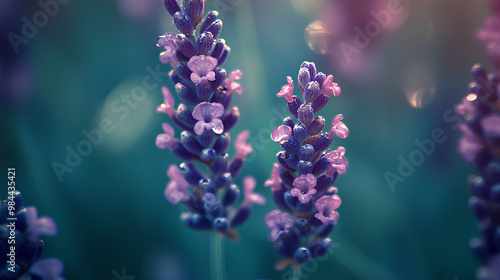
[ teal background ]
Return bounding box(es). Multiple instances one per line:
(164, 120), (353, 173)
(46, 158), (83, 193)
(0, 0), (493, 279)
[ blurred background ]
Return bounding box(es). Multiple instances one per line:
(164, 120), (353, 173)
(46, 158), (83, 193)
(0, 0), (493, 279)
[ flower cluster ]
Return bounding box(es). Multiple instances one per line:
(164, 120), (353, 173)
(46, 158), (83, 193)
(456, 64), (500, 280)
(156, 0), (265, 235)
(265, 62), (348, 265)
(0, 191), (64, 280)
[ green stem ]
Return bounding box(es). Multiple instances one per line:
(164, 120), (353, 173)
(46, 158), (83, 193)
(210, 232), (226, 280)
(289, 265), (301, 280)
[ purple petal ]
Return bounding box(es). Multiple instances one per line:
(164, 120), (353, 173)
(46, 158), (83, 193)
(265, 210), (281, 228)
(327, 114), (349, 139)
(314, 195), (341, 224)
(206, 71), (216, 82)
(164, 165), (189, 205)
(271, 125), (292, 143)
(190, 73), (203, 84)
(322, 75), (341, 97)
(26, 207), (57, 240)
(187, 55), (218, 84)
(276, 76), (294, 103)
(156, 123), (175, 149)
(481, 114), (500, 138)
(235, 130), (253, 158)
(224, 70), (243, 95)
(292, 174), (317, 192)
(30, 258), (65, 280)
(290, 187), (317, 203)
(164, 181), (187, 204)
(193, 102), (224, 122)
(193, 121), (207, 135)
(269, 228), (283, 242)
(242, 176), (266, 206)
(264, 163), (281, 191)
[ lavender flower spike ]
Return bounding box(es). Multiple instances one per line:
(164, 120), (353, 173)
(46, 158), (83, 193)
(155, 0), (265, 236)
(265, 61), (349, 267)
(456, 2), (500, 276)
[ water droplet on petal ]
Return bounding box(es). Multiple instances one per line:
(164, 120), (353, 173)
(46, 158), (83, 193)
(305, 21), (334, 55)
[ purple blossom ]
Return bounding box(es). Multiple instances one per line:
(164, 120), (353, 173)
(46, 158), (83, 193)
(158, 33), (179, 67)
(327, 114), (349, 139)
(235, 130), (253, 159)
(187, 55), (218, 84)
(481, 114), (500, 138)
(325, 146), (349, 175)
(30, 258), (65, 280)
(164, 165), (190, 204)
(264, 163), (281, 191)
(276, 76), (294, 103)
(265, 210), (293, 242)
(156, 123), (176, 149)
(242, 176), (266, 207)
(26, 206), (57, 240)
(290, 174), (318, 203)
(458, 124), (482, 162)
(156, 86), (176, 117)
(192, 102), (225, 135)
(314, 195), (341, 224)
(223, 69), (243, 95)
(271, 125), (292, 144)
(322, 75), (341, 97)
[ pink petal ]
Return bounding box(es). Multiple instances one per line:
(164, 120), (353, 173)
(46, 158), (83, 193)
(190, 73), (203, 84)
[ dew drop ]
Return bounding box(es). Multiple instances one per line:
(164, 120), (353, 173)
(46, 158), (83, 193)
(305, 21), (334, 55)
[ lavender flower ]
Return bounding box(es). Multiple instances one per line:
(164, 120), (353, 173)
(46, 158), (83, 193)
(265, 62), (349, 266)
(457, 63), (500, 280)
(0, 191), (65, 279)
(155, 0), (265, 236)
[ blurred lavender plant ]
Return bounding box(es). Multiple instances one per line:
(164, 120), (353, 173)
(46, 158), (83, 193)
(456, 2), (500, 279)
(155, 0), (265, 237)
(305, 0), (409, 76)
(264, 62), (348, 268)
(477, 0), (500, 76)
(0, 191), (64, 280)
(0, 0), (33, 106)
